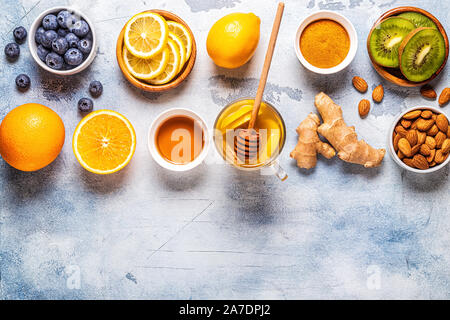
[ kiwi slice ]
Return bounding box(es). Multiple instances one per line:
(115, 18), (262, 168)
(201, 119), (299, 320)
(398, 12), (438, 29)
(399, 27), (446, 82)
(369, 17), (416, 68)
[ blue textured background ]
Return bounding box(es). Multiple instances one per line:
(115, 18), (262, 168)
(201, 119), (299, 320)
(0, 0), (449, 299)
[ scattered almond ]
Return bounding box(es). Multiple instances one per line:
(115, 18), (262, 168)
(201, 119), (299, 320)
(436, 114), (449, 132)
(405, 130), (418, 146)
(403, 110), (422, 120)
(412, 154), (429, 170)
(358, 99), (370, 118)
(420, 85), (437, 99)
(352, 76), (368, 93)
(438, 88), (450, 107)
(372, 84), (384, 103)
(435, 131), (446, 148)
(442, 139), (450, 154)
(421, 110), (433, 119)
(427, 124), (439, 136)
(398, 138), (412, 157)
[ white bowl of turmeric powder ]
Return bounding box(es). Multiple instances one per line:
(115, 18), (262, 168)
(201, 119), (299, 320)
(294, 11), (358, 74)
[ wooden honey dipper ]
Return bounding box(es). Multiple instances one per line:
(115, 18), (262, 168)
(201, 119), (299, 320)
(235, 2), (285, 162)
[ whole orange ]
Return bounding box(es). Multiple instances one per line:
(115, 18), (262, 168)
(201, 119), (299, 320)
(0, 103), (65, 172)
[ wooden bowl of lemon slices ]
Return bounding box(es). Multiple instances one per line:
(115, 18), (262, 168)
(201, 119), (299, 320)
(116, 10), (196, 92)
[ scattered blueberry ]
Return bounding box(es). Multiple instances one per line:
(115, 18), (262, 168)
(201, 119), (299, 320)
(35, 27), (45, 44)
(15, 74), (30, 90)
(5, 43), (20, 60)
(41, 30), (58, 48)
(57, 28), (69, 37)
(46, 52), (64, 70)
(37, 44), (49, 62)
(78, 98), (93, 112)
(65, 33), (79, 48)
(13, 26), (27, 43)
(57, 10), (74, 29)
(77, 38), (92, 55)
(42, 14), (58, 30)
(52, 37), (69, 55)
(64, 48), (83, 66)
(89, 81), (103, 97)
(71, 20), (89, 37)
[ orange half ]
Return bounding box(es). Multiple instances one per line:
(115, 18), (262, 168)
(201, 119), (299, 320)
(73, 110), (136, 174)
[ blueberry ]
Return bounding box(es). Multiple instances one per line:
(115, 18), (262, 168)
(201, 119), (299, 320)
(13, 26), (27, 43)
(42, 14), (58, 30)
(78, 98), (93, 112)
(37, 44), (49, 62)
(41, 30), (58, 48)
(64, 48), (83, 66)
(77, 38), (92, 55)
(15, 74), (30, 90)
(5, 43), (20, 60)
(35, 27), (45, 44)
(57, 10), (74, 29)
(71, 20), (90, 37)
(65, 33), (79, 48)
(46, 52), (64, 70)
(84, 31), (93, 41)
(89, 81), (103, 97)
(52, 37), (69, 55)
(57, 28), (69, 37)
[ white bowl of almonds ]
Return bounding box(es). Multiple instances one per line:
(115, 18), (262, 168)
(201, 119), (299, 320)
(389, 106), (450, 173)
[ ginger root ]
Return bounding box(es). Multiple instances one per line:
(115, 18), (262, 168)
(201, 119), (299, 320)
(290, 113), (336, 169)
(314, 92), (385, 168)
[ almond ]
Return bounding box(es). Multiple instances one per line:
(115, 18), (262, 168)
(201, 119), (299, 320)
(426, 149), (436, 163)
(395, 125), (408, 137)
(420, 144), (431, 156)
(403, 110), (422, 120)
(403, 158), (415, 167)
(398, 150), (405, 159)
(417, 131), (427, 145)
(405, 130), (418, 146)
(421, 110), (433, 119)
(352, 76), (368, 93)
(442, 139), (450, 154)
(425, 136), (436, 149)
(436, 114), (449, 133)
(435, 149), (449, 164)
(412, 154), (429, 170)
(430, 161), (437, 167)
(358, 99), (370, 117)
(416, 118), (435, 131)
(401, 119), (412, 129)
(438, 88), (450, 106)
(393, 133), (401, 152)
(447, 127), (450, 138)
(427, 124), (439, 136)
(420, 85), (437, 99)
(372, 84), (384, 103)
(398, 138), (412, 157)
(435, 131), (447, 148)
(411, 118), (419, 129)
(411, 144), (421, 156)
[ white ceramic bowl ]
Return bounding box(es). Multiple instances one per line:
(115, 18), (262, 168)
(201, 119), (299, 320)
(388, 106), (450, 173)
(28, 6), (97, 75)
(294, 11), (358, 74)
(148, 108), (210, 172)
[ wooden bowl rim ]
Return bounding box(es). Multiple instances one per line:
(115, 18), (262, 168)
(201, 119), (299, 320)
(116, 9), (197, 92)
(366, 6), (449, 87)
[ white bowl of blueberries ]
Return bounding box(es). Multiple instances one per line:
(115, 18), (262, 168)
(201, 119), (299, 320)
(28, 7), (96, 75)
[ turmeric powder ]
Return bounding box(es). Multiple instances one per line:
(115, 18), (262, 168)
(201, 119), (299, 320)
(300, 19), (350, 68)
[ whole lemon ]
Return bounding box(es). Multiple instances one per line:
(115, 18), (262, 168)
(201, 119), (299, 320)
(207, 13), (260, 69)
(0, 103), (65, 172)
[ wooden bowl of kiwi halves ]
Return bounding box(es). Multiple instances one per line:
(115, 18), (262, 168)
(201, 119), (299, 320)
(367, 6), (449, 87)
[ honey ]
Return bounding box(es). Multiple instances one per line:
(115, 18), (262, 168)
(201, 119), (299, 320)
(156, 116), (204, 165)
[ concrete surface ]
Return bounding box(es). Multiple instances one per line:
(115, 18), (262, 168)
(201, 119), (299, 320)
(0, 0), (449, 299)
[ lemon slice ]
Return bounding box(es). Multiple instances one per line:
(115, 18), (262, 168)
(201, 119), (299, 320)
(124, 12), (168, 59)
(168, 32), (186, 73)
(73, 110), (136, 175)
(123, 46), (169, 80)
(146, 39), (181, 85)
(167, 21), (192, 61)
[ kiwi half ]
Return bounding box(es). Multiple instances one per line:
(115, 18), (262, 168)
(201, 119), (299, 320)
(369, 17), (415, 68)
(399, 27), (446, 82)
(398, 12), (438, 30)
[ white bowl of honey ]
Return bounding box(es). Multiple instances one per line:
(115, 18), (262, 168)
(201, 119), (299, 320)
(294, 11), (358, 74)
(148, 108), (209, 171)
